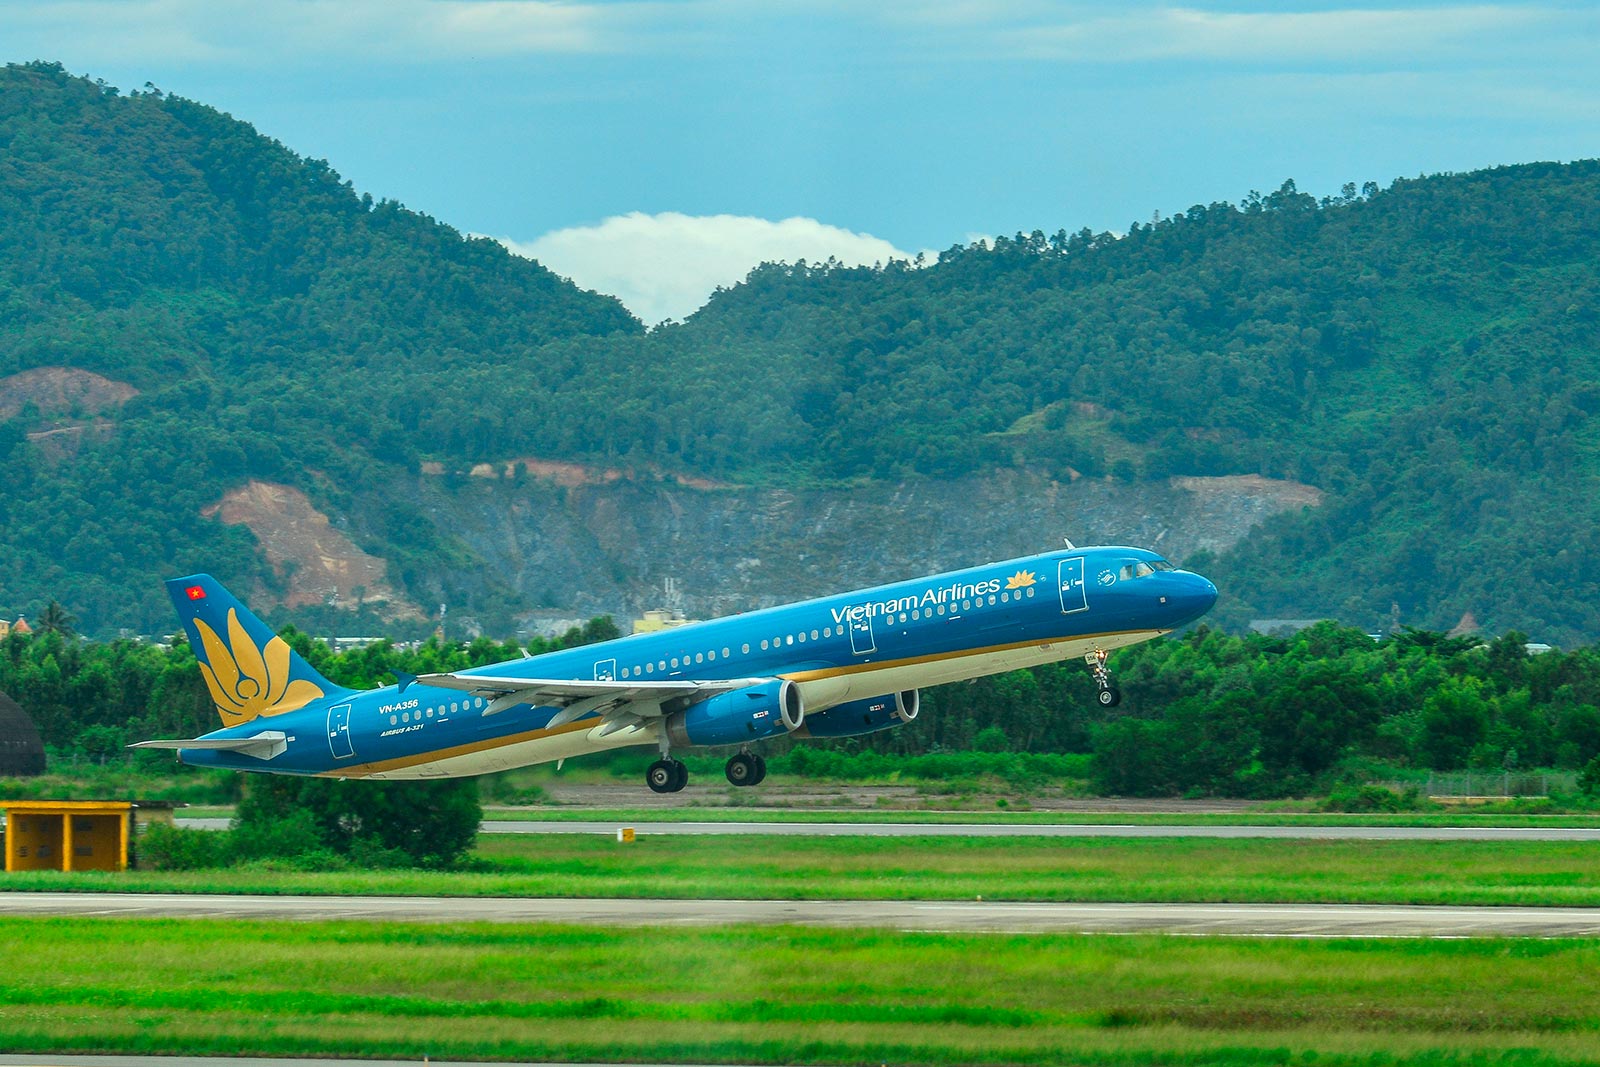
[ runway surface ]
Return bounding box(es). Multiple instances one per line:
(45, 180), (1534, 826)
(175, 818), (1600, 840)
(5, 891), (1600, 937)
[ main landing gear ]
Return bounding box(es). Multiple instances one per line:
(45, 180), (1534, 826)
(646, 758), (688, 793)
(647, 745), (769, 793)
(1086, 648), (1122, 707)
(725, 749), (767, 787)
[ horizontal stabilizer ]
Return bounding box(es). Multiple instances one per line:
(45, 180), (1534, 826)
(129, 731), (289, 760)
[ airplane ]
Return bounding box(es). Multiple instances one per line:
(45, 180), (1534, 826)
(133, 545), (1217, 792)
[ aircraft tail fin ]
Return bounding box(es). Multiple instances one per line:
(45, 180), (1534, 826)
(166, 574), (352, 729)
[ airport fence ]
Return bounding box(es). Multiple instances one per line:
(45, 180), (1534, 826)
(1393, 771), (1579, 799)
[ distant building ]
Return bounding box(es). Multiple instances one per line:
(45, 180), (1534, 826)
(0, 616), (29, 639)
(632, 608), (700, 634)
(0, 689), (46, 777)
(1248, 618), (1328, 637)
(325, 636), (387, 652)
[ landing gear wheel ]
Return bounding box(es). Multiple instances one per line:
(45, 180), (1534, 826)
(726, 752), (761, 786)
(1085, 649), (1120, 707)
(647, 759), (688, 793)
(750, 753), (768, 785)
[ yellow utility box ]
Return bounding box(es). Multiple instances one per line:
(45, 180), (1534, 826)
(2, 801), (133, 872)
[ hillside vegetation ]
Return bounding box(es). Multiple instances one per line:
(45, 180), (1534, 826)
(2, 62), (1600, 644)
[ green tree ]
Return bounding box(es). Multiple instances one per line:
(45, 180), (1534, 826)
(232, 775), (480, 868)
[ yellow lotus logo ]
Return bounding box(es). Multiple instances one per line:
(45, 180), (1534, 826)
(1006, 569), (1038, 590)
(194, 608), (324, 727)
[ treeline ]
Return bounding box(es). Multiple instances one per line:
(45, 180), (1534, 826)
(793, 623), (1600, 797)
(6, 620), (1599, 799)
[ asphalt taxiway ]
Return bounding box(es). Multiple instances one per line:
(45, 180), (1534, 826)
(5, 891), (1600, 937)
(175, 818), (1600, 840)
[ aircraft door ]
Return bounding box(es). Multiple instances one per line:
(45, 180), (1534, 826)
(1058, 558), (1089, 615)
(594, 658), (617, 681)
(848, 612), (876, 655)
(327, 703), (355, 759)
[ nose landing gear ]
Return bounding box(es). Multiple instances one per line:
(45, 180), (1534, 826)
(1086, 648), (1122, 707)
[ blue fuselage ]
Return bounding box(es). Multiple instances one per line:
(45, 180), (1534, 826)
(179, 546), (1215, 779)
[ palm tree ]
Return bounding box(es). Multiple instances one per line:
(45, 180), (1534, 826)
(36, 599), (76, 638)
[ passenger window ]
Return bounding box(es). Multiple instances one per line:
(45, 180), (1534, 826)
(811, 629), (819, 640)
(742, 643), (750, 654)
(695, 652), (704, 664)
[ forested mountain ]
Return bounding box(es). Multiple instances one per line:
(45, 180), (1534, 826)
(3, 61), (1600, 645)
(0, 62), (639, 629)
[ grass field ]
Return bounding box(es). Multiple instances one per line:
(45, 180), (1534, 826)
(2, 917), (1598, 1066)
(8, 834), (1600, 907)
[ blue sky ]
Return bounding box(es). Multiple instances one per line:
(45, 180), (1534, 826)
(7, 2), (1599, 321)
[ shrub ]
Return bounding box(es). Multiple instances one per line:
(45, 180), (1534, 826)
(1579, 753), (1600, 797)
(1322, 784), (1420, 812)
(136, 821), (230, 870)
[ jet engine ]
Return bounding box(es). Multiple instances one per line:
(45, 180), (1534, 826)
(795, 689), (919, 738)
(665, 679), (804, 748)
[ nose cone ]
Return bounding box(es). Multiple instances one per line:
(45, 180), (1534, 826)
(1180, 573), (1219, 623)
(1157, 571), (1216, 628)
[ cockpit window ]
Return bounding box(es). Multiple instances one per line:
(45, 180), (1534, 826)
(1118, 558), (1176, 580)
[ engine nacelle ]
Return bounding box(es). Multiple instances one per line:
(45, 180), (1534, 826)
(795, 689), (919, 738)
(665, 679), (805, 748)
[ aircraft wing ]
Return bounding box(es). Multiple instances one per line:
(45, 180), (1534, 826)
(412, 672), (764, 734)
(129, 731), (289, 760)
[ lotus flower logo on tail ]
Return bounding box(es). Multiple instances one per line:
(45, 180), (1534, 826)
(194, 608), (325, 727)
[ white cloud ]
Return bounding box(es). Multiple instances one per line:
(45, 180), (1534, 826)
(1, 0), (624, 66)
(499, 212), (915, 325)
(1003, 5), (1554, 64)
